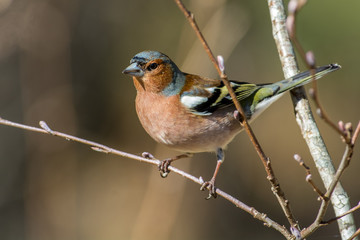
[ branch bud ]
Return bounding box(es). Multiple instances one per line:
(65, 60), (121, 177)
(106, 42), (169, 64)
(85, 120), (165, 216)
(293, 154), (302, 163)
(286, 15), (295, 38)
(338, 121), (345, 132)
(288, 0), (298, 14)
(217, 55), (225, 74)
(308, 88), (315, 99)
(316, 108), (323, 118)
(306, 51), (316, 68)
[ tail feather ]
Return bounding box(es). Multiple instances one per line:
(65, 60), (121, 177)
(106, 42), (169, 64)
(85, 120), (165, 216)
(276, 63), (341, 94)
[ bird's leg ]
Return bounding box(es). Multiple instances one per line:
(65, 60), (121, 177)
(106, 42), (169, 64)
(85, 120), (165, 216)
(142, 152), (193, 178)
(200, 148), (224, 199)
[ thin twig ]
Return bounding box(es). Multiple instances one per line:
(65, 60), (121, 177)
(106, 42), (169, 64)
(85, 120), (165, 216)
(349, 228), (360, 240)
(351, 121), (360, 145)
(174, 0), (298, 230)
(309, 81), (346, 138)
(0, 116), (293, 239)
(174, 0), (243, 118)
(293, 154), (325, 200)
(324, 201), (360, 225)
(287, 0), (346, 139)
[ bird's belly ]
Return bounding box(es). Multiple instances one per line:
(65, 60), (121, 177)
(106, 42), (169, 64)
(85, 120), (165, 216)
(146, 115), (241, 153)
(136, 93), (242, 153)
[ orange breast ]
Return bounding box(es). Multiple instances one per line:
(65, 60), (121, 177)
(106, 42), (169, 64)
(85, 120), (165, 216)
(135, 91), (242, 153)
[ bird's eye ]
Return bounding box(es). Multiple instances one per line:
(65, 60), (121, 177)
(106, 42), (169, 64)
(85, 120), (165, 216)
(147, 62), (158, 71)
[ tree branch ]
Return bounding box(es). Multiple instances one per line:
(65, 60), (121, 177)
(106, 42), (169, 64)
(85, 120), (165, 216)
(0, 116), (293, 239)
(268, 0), (358, 239)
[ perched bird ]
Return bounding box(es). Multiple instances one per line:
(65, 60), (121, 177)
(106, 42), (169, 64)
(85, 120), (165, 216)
(123, 50), (340, 199)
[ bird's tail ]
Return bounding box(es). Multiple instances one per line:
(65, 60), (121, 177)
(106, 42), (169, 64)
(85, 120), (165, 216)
(275, 63), (341, 94)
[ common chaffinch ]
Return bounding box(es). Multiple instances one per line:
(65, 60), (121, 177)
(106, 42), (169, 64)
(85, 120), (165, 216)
(123, 50), (339, 198)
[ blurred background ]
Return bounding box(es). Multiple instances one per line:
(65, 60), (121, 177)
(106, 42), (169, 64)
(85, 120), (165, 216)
(0, 0), (359, 239)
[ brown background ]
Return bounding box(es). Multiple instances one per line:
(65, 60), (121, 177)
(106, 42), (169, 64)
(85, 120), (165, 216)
(0, 0), (359, 239)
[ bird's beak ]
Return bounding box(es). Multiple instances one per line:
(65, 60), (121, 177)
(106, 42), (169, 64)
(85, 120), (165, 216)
(122, 63), (144, 77)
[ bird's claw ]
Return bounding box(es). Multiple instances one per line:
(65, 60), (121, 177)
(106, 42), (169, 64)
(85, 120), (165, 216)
(158, 159), (172, 178)
(200, 179), (217, 199)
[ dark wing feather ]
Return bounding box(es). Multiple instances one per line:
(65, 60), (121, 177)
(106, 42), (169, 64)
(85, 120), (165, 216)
(180, 80), (260, 115)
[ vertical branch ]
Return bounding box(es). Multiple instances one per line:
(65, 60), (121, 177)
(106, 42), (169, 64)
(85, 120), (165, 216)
(267, 0), (357, 239)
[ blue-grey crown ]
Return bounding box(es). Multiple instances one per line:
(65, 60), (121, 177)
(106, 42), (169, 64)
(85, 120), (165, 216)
(131, 51), (171, 65)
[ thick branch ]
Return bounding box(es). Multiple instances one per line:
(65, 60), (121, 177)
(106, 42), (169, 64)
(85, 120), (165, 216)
(267, 0), (357, 239)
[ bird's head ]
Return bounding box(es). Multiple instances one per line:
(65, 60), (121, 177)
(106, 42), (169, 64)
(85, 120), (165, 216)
(123, 51), (185, 95)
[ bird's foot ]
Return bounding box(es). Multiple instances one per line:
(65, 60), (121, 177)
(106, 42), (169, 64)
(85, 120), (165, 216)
(142, 152), (171, 177)
(142, 152), (192, 178)
(159, 153), (192, 178)
(158, 158), (172, 178)
(200, 178), (217, 200)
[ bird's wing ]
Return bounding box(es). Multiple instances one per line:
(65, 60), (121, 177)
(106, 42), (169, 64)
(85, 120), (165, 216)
(180, 74), (261, 115)
(179, 64), (341, 116)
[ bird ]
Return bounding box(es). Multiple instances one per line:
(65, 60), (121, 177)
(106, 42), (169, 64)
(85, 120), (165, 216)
(122, 50), (340, 199)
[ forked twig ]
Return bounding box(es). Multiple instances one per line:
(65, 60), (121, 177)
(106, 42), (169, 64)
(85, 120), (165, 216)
(306, 133), (358, 230)
(293, 154), (325, 200)
(174, 0), (299, 230)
